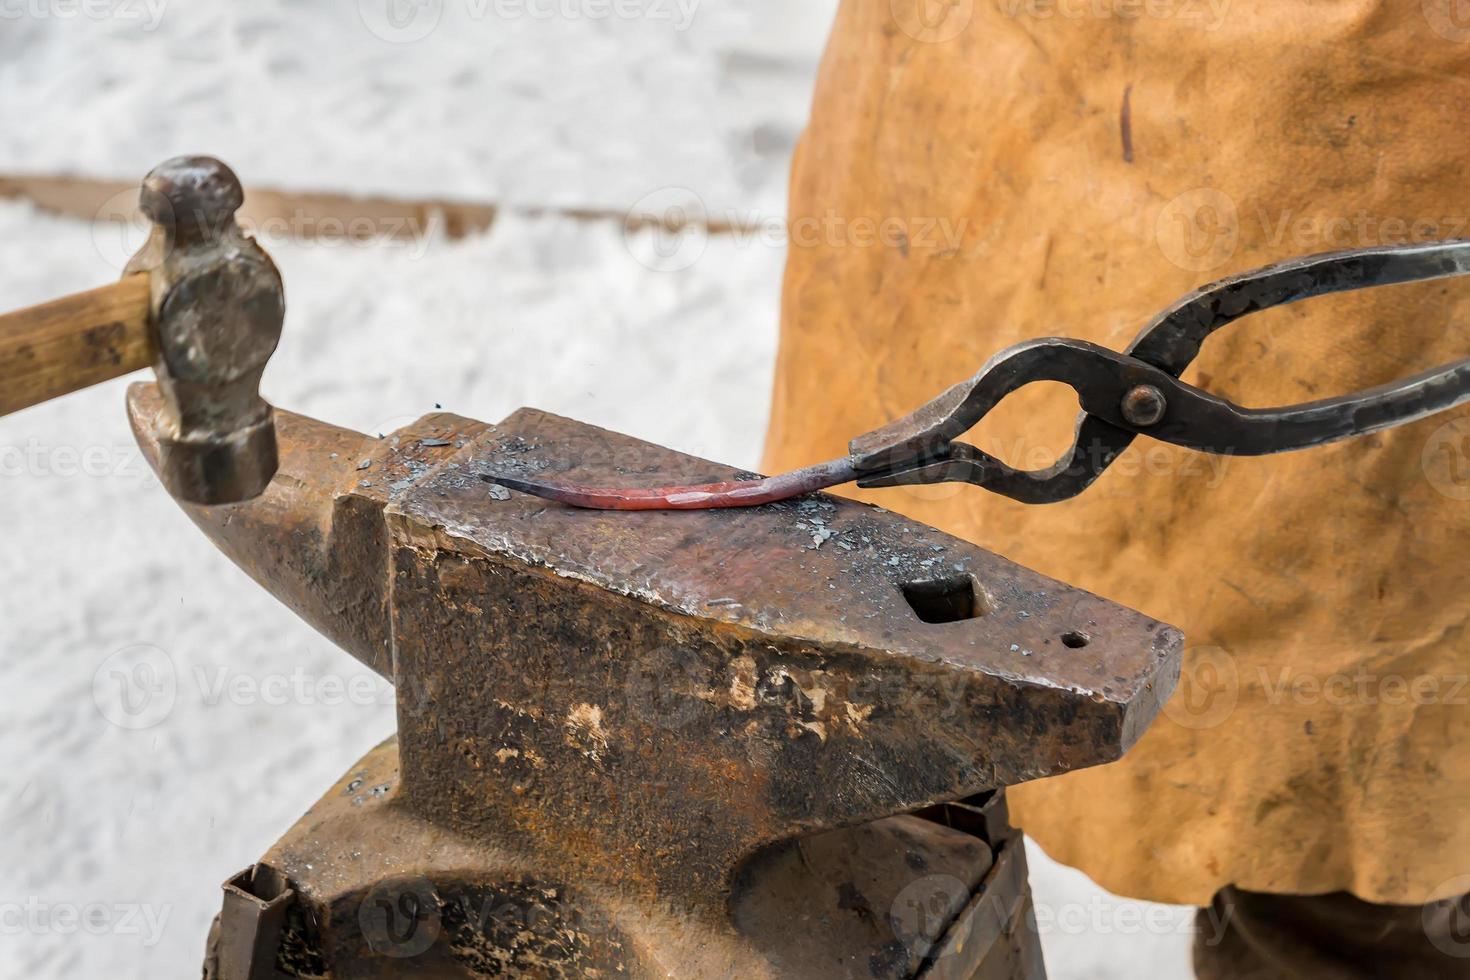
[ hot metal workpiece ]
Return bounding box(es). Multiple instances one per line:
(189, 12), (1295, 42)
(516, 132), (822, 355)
(130, 386), (1181, 979)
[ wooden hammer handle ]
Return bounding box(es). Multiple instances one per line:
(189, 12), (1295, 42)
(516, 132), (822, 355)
(0, 274), (153, 416)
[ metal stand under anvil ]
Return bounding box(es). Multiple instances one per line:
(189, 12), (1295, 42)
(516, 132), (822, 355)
(127, 388), (1181, 979)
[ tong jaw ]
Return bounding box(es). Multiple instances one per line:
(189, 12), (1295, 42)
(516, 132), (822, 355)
(848, 340), (1141, 505)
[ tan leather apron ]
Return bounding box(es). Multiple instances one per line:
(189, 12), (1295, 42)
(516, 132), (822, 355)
(764, 0), (1470, 904)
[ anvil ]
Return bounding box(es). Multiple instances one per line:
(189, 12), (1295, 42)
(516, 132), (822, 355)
(127, 385), (1181, 980)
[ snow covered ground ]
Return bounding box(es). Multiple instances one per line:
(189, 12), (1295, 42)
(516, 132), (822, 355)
(0, 3), (1193, 977)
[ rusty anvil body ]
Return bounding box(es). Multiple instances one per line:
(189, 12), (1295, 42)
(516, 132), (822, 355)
(128, 385), (1182, 980)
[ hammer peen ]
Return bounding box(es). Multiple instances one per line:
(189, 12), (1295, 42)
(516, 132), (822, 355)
(0, 156), (284, 505)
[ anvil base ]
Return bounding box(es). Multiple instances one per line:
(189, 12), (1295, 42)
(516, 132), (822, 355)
(203, 738), (1043, 979)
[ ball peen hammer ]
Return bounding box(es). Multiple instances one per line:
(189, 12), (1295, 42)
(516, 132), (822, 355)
(0, 156), (284, 505)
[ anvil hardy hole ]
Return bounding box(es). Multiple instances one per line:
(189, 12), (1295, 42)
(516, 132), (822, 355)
(1062, 631), (1091, 649)
(901, 575), (986, 625)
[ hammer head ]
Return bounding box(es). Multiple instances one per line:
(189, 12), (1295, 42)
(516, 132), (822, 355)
(125, 156), (284, 505)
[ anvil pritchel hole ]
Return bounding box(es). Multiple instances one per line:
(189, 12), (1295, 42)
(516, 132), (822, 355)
(901, 574), (987, 625)
(1061, 631), (1091, 649)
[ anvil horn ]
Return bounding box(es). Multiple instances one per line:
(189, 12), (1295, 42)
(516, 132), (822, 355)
(127, 382), (491, 676)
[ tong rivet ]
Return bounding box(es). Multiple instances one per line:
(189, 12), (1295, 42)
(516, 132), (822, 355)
(1121, 385), (1167, 427)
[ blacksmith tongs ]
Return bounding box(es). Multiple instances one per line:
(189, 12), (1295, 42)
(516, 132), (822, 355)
(495, 241), (1470, 510)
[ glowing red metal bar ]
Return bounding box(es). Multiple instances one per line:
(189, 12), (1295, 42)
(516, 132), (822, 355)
(489, 458), (859, 511)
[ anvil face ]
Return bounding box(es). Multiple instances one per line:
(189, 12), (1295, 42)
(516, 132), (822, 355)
(384, 409), (1180, 897)
(128, 386), (1181, 977)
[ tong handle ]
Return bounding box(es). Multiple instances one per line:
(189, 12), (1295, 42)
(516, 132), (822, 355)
(855, 340), (1470, 499)
(1121, 354), (1470, 456)
(852, 240), (1470, 504)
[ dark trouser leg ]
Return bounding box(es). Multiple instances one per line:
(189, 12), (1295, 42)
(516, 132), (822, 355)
(1193, 886), (1470, 980)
